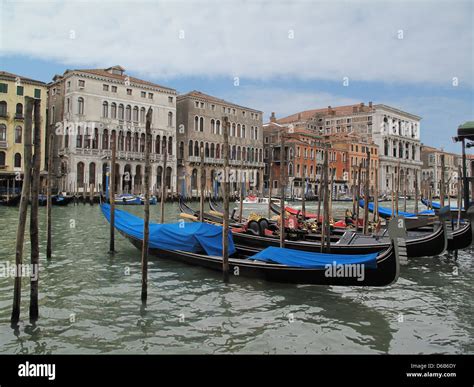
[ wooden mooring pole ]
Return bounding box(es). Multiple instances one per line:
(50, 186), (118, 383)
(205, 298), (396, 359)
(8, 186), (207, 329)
(267, 161), (273, 219)
(109, 131), (116, 253)
(46, 133), (54, 259)
(222, 117), (230, 283)
(160, 150), (167, 224)
(199, 146), (205, 222)
(29, 98), (41, 321)
(440, 154), (445, 208)
(363, 150), (370, 235)
(11, 97), (34, 325)
(279, 132), (286, 248)
(141, 107), (153, 302)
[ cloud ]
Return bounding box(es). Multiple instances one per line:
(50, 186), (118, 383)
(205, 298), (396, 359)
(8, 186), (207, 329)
(1, 0), (472, 85)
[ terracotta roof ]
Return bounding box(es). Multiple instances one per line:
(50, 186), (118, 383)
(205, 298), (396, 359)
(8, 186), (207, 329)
(178, 90), (262, 113)
(0, 71), (46, 86)
(69, 67), (176, 93)
(276, 103), (375, 124)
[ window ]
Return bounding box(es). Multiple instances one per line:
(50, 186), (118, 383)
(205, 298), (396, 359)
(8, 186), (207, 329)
(111, 86), (117, 93)
(200, 102), (204, 108)
(141, 91), (146, 98)
(102, 101), (108, 117)
(16, 103), (23, 117)
(127, 88), (132, 95)
(0, 101), (7, 116)
(103, 84), (109, 91)
(0, 124), (6, 141)
(118, 104), (124, 120)
(194, 116), (199, 131)
(168, 96), (173, 103)
(140, 107), (146, 123)
(111, 103), (117, 118)
(34, 89), (41, 99)
(14, 153), (21, 168)
(126, 105), (131, 121)
(168, 112), (173, 127)
(148, 93), (153, 99)
(211, 104), (215, 111)
(0, 151), (5, 166)
(242, 125), (245, 138)
(77, 97), (84, 114)
(50, 106), (55, 124)
(17, 86), (24, 96)
(199, 116), (203, 131)
(78, 80), (85, 87)
(133, 106), (138, 122)
(0, 83), (8, 93)
(211, 119), (215, 134)
(15, 125), (22, 144)
(67, 81), (71, 88)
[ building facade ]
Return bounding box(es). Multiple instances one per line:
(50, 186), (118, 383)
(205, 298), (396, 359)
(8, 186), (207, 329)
(271, 102), (421, 195)
(47, 66), (177, 194)
(0, 71), (47, 193)
(421, 145), (462, 197)
(176, 91), (265, 198)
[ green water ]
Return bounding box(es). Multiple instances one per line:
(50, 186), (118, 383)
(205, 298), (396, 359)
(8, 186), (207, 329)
(0, 201), (472, 354)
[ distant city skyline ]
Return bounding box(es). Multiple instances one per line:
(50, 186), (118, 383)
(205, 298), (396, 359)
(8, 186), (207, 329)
(1, 0), (472, 153)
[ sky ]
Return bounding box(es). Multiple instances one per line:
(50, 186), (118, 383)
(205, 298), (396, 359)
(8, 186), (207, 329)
(1, 0), (473, 152)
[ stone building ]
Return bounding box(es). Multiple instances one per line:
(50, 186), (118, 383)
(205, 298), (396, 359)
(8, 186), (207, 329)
(271, 102), (421, 195)
(176, 91), (265, 197)
(421, 145), (462, 197)
(47, 66), (177, 194)
(0, 71), (48, 192)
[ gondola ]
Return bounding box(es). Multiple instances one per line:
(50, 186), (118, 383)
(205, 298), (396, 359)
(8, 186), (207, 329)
(270, 202), (320, 220)
(52, 194), (74, 206)
(179, 197), (243, 227)
(420, 198), (472, 211)
(100, 203), (401, 287)
(0, 195), (21, 206)
(359, 199), (435, 219)
(447, 221), (473, 251)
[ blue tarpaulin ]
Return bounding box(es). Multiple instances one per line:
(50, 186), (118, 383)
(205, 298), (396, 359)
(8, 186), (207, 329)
(101, 204), (235, 256)
(359, 199), (434, 219)
(250, 246), (378, 269)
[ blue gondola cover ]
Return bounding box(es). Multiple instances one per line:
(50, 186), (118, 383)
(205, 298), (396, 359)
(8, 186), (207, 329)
(250, 246), (378, 269)
(101, 204), (235, 256)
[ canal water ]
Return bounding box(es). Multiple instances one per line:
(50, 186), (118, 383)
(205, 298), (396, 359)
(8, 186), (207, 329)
(0, 200), (472, 354)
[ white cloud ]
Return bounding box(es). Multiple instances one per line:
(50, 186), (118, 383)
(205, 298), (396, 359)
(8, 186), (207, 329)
(1, 0), (472, 85)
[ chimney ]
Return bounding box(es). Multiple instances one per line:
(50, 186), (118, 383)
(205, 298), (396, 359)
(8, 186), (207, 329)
(297, 113), (302, 120)
(368, 101), (373, 108)
(270, 112), (276, 123)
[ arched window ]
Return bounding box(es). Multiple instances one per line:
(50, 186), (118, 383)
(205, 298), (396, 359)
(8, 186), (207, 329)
(412, 145), (416, 160)
(231, 123), (236, 137)
(231, 145), (236, 160)
(133, 132), (139, 152)
(179, 141), (184, 159)
(216, 120), (221, 135)
(102, 129), (109, 149)
(288, 162), (293, 176)
(140, 107), (146, 123)
(242, 125), (246, 138)
(211, 119), (215, 134)
(126, 105), (131, 121)
(194, 116), (199, 131)
(51, 106), (56, 124)
(140, 133), (145, 152)
(205, 143), (209, 157)
(157, 166), (163, 188)
(188, 140), (193, 156)
(89, 162), (96, 184)
(168, 137), (172, 155)
(133, 106), (139, 122)
(0, 101), (6, 117)
(16, 103), (23, 117)
(126, 131), (132, 151)
(93, 128), (99, 149)
(15, 126), (22, 143)
(194, 141), (199, 156)
(168, 111), (173, 127)
(156, 135), (161, 154)
(166, 166), (172, 188)
(111, 103), (117, 118)
(0, 124), (6, 142)
(0, 151), (5, 166)
(237, 124), (241, 138)
(117, 131), (124, 151)
(237, 146), (241, 161)
(76, 162), (85, 187)
(254, 127), (258, 140)
(199, 117), (203, 132)
(118, 104), (124, 120)
(216, 144), (220, 159)
(210, 143), (215, 158)
(76, 126), (83, 148)
(14, 153), (21, 168)
(259, 149), (263, 162)
(191, 168), (198, 190)
(384, 139), (389, 156)
(102, 101), (108, 117)
(78, 97), (84, 114)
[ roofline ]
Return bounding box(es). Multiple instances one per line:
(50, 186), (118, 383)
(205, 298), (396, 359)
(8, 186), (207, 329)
(374, 104), (422, 120)
(177, 91), (262, 114)
(0, 72), (47, 87)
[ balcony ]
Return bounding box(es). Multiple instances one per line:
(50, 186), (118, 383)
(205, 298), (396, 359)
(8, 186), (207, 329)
(14, 114), (24, 121)
(0, 140), (8, 148)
